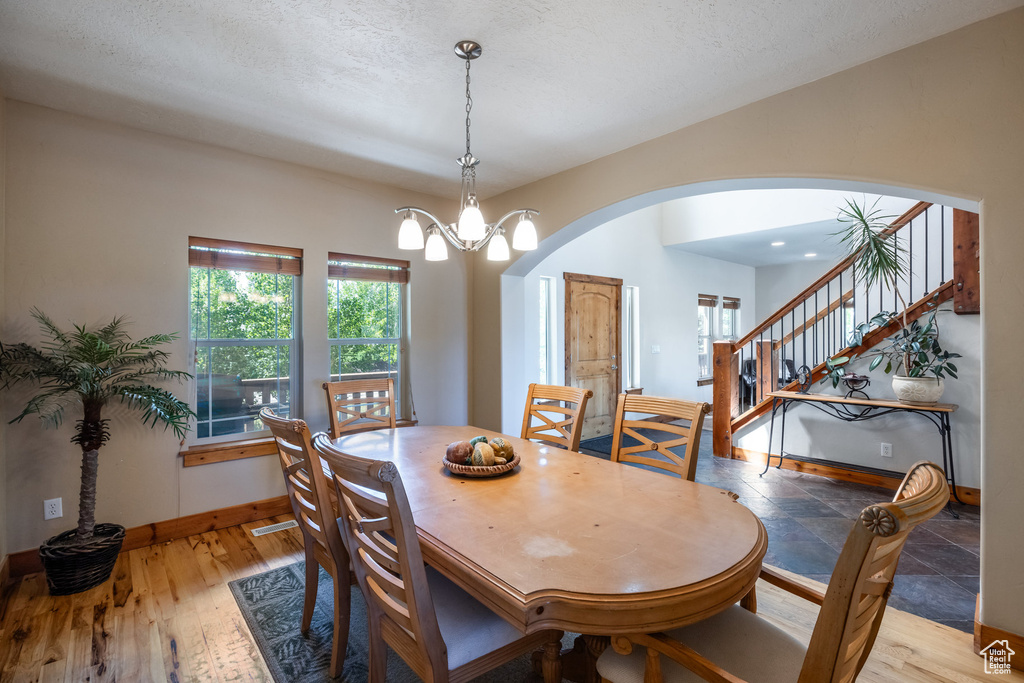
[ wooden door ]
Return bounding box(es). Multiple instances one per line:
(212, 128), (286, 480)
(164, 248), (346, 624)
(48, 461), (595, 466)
(565, 272), (622, 439)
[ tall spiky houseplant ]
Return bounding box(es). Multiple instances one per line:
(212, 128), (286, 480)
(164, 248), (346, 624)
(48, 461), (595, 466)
(825, 199), (959, 401)
(1, 309), (193, 593)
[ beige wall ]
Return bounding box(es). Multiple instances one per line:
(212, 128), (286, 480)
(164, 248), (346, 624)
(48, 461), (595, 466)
(2, 102), (468, 553)
(476, 10), (1024, 634)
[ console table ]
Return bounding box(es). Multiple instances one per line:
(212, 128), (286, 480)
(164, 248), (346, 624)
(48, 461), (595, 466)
(764, 390), (961, 507)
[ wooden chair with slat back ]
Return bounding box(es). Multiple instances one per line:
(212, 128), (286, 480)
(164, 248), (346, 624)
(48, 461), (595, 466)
(311, 433), (565, 683)
(610, 394), (711, 481)
(322, 378), (397, 438)
(261, 408), (351, 679)
(596, 461), (951, 683)
(520, 383), (594, 451)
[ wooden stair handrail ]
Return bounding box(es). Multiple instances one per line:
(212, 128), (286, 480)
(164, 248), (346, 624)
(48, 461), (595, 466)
(733, 201), (932, 349)
(729, 280), (954, 432)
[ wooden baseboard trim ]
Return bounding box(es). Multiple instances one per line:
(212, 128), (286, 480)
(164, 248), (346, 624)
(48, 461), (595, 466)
(730, 447), (979, 505)
(0, 554), (10, 588)
(8, 494), (291, 578)
(975, 595), (1024, 672)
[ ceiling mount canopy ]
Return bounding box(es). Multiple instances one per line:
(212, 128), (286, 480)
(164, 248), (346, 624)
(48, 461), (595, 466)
(396, 40), (538, 262)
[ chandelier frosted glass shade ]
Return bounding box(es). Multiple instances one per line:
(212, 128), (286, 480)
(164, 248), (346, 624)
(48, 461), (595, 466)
(398, 212), (424, 250)
(424, 227), (449, 261)
(394, 41), (539, 262)
(487, 228), (510, 261)
(512, 214), (538, 251)
(457, 196), (486, 241)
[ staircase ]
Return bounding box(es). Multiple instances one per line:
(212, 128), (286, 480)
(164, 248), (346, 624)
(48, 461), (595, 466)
(711, 201), (974, 457)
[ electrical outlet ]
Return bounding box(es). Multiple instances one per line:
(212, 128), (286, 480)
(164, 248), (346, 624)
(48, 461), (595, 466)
(651, 345), (661, 354)
(880, 443), (893, 458)
(44, 498), (62, 520)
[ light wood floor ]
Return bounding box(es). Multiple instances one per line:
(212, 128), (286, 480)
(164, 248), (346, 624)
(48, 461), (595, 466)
(0, 515), (1017, 683)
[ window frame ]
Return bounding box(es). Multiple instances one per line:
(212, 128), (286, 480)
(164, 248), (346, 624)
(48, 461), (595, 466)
(327, 252), (410, 418)
(187, 236), (302, 447)
(623, 285), (640, 389)
(721, 296), (741, 341)
(697, 294), (718, 382)
(538, 276), (556, 384)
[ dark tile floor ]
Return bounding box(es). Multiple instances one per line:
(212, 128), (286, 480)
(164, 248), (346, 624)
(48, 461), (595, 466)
(580, 436), (980, 633)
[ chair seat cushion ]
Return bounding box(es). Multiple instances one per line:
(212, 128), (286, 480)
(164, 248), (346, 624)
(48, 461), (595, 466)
(426, 566), (531, 670)
(597, 604), (808, 683)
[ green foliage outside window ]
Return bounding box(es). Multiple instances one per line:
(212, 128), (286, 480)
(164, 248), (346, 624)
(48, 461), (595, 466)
(190, 267), (295, 437)
(328, 278), (400, 376)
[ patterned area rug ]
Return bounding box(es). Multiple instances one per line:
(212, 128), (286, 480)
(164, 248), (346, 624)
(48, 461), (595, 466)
(230, 562), (572, 682)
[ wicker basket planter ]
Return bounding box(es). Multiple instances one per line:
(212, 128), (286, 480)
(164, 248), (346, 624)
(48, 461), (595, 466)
(39, 523), (126, 595)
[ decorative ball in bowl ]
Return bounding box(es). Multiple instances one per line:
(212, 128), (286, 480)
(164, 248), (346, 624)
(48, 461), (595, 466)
(443, 437), (520, 477)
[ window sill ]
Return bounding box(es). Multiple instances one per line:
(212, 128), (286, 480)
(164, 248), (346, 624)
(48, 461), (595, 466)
(180, 437), (278, 467)
(696, 378), (714, 387)
(179, 419), (420, 467)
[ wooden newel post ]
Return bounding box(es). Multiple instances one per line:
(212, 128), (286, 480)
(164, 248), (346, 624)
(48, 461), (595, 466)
(712, 341), (738, 458)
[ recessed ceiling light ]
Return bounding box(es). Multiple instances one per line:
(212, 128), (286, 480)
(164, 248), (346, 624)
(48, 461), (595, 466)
(805, 253), (817, 258)
(771, 241), (785, 247)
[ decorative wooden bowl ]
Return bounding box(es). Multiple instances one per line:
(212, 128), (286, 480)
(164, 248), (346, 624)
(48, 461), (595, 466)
(442, 452), (521, 478)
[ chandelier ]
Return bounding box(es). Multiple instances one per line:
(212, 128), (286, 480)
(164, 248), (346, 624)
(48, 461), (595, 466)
(396, 41), (538, 262)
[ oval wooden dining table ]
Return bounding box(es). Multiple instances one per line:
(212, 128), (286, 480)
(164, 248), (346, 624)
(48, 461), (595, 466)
(330, 425), (767, 680)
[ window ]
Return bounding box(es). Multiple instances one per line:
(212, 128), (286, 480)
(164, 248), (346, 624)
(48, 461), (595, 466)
(697, 294), (717, 380)
(327, 252), (409, 413)
(624, 286), (640, 389)
(189, 237), (301, 441)
(539, 277), (555, 383)
(721, 296), (741, 339)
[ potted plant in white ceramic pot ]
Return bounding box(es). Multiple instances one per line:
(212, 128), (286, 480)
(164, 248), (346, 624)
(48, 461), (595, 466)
(0, 309), (194, 595)
(831, 198), (961, 404)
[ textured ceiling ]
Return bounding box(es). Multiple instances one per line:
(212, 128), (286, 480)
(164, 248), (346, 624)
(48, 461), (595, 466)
(1, 0), (1021, 198)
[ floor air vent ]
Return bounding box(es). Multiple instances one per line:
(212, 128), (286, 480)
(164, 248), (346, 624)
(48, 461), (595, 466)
(250, 520), (298, 536)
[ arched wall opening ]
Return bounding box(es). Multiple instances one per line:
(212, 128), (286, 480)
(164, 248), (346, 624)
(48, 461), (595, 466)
(499, 177), (981, 485)
(472, 7), (1023, 640)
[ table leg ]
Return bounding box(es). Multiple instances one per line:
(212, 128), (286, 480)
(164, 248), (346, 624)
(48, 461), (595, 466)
(761, 398), (781, 476)
(942, 413), (964, 505)
(540, 638), (563, 683)
(559, 634), (610, 683)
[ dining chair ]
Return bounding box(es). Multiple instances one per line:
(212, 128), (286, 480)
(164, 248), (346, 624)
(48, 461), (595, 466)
(596, 460), (950, 683)
(311, 433), (565, 683)
(322, 377), (397, 438)
(610, 394), (710, 481)
(520, 382), (593, 451)
(261, 408), (350, 679)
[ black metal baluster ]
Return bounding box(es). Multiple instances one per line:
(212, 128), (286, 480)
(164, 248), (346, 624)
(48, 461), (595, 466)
(924, 206), (930, 294)
(802, 297), (808, 372)
(894, 232), (899, 312)
(813, 291), (819, 368)
(943, 205), (948, 283)
(909, 216), (915, 303)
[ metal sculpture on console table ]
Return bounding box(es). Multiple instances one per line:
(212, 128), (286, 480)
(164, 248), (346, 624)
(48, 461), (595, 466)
(795, 365), (812, 393)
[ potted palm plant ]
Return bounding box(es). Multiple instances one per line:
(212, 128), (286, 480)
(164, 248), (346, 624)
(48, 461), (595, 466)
(828, 198), (960, 404)
(0, 309), (193, 595)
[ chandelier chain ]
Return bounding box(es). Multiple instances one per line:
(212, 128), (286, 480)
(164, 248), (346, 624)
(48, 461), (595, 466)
(465, 59), (473, 157)
(395, 41), (539, 259)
